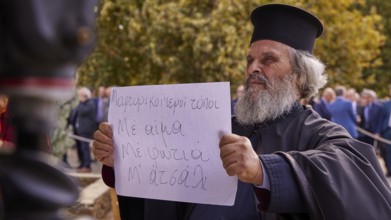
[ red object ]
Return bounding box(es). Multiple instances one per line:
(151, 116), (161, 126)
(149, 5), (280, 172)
(0, 77), (74, 89)
(0, 110), (14, 143)
(0, 109), (51, 152)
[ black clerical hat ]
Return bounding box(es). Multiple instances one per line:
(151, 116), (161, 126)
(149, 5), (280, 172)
(250, 4), (323, 53)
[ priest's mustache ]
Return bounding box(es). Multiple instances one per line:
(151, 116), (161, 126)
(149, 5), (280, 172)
(246, 73), (271, 89)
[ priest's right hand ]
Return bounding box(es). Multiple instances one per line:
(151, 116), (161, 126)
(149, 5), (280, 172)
(92, 122), (114, 167)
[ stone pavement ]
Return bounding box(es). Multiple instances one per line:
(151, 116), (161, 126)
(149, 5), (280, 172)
(66, 145), (102, 174)
(65, 146), (115, 220)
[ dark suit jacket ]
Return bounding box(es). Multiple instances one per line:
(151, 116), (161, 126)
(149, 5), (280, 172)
(75, 99), (97, 137)
(328, 97), (358, 138)
(312, 98), (331, 120)
(364, 102), (383, 134)
(381, 101), (391, 137)
(230, 99), (238, 116)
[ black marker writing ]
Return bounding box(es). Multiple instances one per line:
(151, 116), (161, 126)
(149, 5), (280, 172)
(112, 90), (189, 114)
(117, 117), (137, 137)
(130, 142), (142, 158)
(145, 120), (185, 147)
(164, 97), (187, 114)
(147, 147), (208, 164)
(112, 90), (147, 112)
(121, 143), (129, 158)
(148, 165), (207, 191)
(192, 165), (207, 190)
(190, 97), (220, 110)
(128, 165), (141, 184)
(122, 143), (142, 159)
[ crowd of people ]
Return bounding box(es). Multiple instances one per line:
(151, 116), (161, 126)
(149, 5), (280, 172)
(311, 85), (391, 176)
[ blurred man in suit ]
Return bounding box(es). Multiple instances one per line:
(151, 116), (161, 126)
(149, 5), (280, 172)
(381, 85), (391, 176)
(231, 84), (244, 116)
(345, 88), (360, 121)
(93, 86), (106, 125)
(74, 87), (96, 172)
(312, 87), (335, 120)
(328, 86), (358, 138)
(359, 89), (383, 145)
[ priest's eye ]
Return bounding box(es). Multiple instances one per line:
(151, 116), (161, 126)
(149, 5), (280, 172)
(246, 57), (254, 67)
(261, 56), (278, 65)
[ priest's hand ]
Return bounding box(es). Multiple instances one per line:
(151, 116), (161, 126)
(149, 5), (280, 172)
(92, 122), (114, 167)
(219, 133), (263, 185)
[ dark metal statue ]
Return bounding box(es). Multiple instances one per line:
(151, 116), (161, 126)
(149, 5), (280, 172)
(0, 0), (98, 219)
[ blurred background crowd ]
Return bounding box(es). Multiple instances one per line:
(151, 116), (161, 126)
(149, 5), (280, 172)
(2, 0), (391, 176)
(309, 85), (391, 177)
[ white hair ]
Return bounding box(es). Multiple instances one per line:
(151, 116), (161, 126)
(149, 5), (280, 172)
(235, 71), (298, 125)
(235, 47), (327, 125)
(362, 88), (377, 99)
(289, 49), (327, 99)
(78, 87), (92, 99)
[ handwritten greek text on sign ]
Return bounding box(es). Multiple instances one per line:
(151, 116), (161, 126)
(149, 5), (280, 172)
(109, 82), (237, 206)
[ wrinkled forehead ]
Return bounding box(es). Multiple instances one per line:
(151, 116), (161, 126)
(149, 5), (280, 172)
(248, 40), (291, 58)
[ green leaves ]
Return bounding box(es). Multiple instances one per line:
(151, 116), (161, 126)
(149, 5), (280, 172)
(313, 0), (384, 89)
(78, 0), (386, 95)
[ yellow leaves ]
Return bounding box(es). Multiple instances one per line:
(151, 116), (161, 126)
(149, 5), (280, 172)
(307, 0), (385, 88)
(194, 35), (213, 53)
(99, 1), (114, 17)
(78, 0), (385, 92)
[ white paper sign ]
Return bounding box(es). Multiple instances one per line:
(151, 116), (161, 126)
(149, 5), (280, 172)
(108, 82), (237, 206)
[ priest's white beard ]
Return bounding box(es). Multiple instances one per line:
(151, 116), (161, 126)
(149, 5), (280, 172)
(234, 73), (298, 125)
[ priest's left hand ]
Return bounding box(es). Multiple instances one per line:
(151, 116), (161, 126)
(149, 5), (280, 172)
(219, 133), (263, 185)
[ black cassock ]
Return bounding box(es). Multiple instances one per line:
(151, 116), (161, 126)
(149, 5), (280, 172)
(105, 103), (391, 220)
(232, 103), (391, 220)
